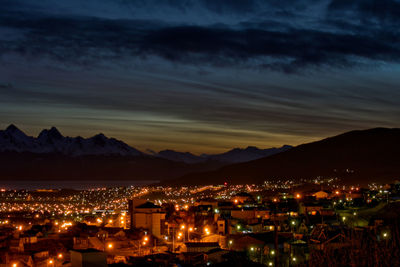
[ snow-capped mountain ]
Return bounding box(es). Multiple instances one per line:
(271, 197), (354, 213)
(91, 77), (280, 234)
(0, 124), (143, 156)
(154, 145), (292, 164)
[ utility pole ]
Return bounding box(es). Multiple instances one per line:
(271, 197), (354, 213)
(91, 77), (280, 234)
(274, 209), (279, 267)
(172, 226), (175, 253)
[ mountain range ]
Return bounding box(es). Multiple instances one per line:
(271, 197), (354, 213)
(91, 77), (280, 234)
(172, 128), (400, 185)
(0, 124), (291, 163)
(0, 125), (291, 181)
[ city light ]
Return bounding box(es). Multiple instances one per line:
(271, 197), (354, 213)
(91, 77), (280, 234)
(107, 243), (113, 249)
(204, 227), (210, 235)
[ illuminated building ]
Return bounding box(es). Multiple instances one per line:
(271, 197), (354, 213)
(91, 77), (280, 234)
(129, 200), (166, 237)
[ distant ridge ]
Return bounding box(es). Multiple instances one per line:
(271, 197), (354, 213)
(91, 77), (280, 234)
(171, 128), (400, 185)
(152, 145), (292, 164)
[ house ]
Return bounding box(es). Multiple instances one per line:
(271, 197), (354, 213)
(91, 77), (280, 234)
(130, 201), (166, 238)
(299, 202), (324, 215)
(183, 242), (220, 253)
(232, 192), (254, 204)
(313, 191), (329, 199)
(9, 239), (24, 252)
(206, 248), (230, 264)
(70, 249), (107, 267)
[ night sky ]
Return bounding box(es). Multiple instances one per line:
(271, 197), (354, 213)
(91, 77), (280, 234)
(1, 0), (400, 154)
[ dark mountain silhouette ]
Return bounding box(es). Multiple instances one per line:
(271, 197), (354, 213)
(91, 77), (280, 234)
(204, 145), (292, 163)
(152, 145), (292, 164)
(169, 128), (400, 185)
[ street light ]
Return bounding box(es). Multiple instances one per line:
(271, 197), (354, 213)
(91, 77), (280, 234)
(107, 243), (113, 249)
(204, 227), (210, 235)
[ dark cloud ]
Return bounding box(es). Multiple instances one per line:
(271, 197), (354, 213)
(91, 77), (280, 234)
(1, 7), (400, 72)
(329, 0), (400, 22)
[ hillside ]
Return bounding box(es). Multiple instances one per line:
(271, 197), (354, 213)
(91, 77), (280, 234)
(170, 128), (400, 185)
